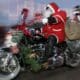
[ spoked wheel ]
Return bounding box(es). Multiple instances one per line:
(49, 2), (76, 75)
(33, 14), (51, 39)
(0, 53), (20, 80)
(65, 48), (80, 67)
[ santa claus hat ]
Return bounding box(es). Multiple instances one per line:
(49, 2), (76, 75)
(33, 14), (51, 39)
(47, 2), (60, 13)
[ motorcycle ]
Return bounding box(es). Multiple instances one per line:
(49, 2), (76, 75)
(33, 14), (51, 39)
(1, 22), (80, 80)
(17, 24), (80, 72)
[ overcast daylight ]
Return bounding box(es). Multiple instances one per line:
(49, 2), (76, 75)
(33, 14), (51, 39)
(0, 0), (80, 26)
(0, 0), (80, 80)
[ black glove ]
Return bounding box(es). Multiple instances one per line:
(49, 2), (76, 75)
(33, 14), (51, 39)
(48, 16), (58, 24)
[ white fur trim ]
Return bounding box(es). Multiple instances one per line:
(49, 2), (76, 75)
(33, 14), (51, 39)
(47, 5), (55, 13)
(55, 15), (65, 24)
(52, 29), (62, 43)
(47, 5), (61, 13)
(52, 29), (62, 31)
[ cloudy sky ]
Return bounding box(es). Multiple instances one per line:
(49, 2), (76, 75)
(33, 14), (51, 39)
(0, 0), (80, 26)
(36, 0), (80, 8)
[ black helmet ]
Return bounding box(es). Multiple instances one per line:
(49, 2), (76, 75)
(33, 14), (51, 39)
(74, 5), (80, 11)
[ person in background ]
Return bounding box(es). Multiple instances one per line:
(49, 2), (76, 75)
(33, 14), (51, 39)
(4, 30), (19, 54)
(0, 26), (19, 54)
(17, 8), (30, 36)
(71, 5), (80, 22)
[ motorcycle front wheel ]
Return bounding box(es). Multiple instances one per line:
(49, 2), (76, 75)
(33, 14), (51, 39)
(0, 55), (20, 80)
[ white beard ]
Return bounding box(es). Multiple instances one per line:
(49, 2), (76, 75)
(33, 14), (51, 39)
(43, 10), (52, 18)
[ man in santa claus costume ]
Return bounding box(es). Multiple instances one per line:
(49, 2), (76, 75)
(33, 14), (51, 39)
(42, 2), (67, 59)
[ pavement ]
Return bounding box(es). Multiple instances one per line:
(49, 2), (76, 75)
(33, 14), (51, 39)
(14, 65), (80, 80)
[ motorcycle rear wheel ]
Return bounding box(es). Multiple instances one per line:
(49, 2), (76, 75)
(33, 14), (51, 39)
(65, 48), (80, 67)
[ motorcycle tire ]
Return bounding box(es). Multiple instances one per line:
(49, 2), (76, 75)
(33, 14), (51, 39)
(0, 55), (20, 80)
(64, 48), (80, 67)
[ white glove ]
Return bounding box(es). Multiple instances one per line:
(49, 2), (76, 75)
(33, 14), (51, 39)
(42, 18), (48, 24)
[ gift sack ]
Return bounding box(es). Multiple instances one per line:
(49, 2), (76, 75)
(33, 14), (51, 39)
(65, 20), (80, 40)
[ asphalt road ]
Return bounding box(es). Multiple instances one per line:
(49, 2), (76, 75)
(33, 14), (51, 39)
(14, 65), (80, 80)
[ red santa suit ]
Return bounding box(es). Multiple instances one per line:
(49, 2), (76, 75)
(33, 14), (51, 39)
(17, 8), (30, 36)
(42, 2), (67, 43)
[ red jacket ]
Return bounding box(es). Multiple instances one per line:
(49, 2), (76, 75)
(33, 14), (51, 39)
(42, 10), (67, 43)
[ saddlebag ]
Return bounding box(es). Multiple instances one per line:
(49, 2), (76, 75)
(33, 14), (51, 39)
(65, 20), (80, 40)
